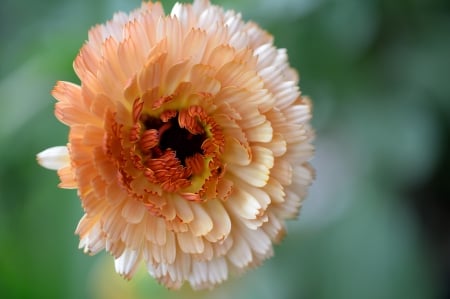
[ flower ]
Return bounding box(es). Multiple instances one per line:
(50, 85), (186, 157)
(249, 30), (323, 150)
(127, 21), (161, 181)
(37, 0), (314, 290)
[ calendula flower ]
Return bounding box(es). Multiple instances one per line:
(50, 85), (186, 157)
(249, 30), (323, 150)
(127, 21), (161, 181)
(37, 0), (314, 290)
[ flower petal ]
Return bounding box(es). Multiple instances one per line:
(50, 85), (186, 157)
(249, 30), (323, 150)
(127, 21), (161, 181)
(188, 203), (213, 237)
(228, 146), (274, 187)
(36, 146), (70, 170)
(204, 200), (231, 242)
(115, 248), (140, 279)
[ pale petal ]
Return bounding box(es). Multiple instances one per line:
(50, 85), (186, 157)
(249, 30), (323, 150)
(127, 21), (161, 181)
(145, 216), (167, 246)
(189, 64), (221, 95)
(262, 211), (286, 243)
(240, 224), (272, 256)
(204, 200), (231, 242)
(121, 220), (146, 249)
(121, 198), (146, 224)
(188, 204), (213, 237)
(37, 146), (70, 170)
(222, 137), (251, 166)
(212, 234), (233, 257)
(189, 257), (228, 290)
(244, 120), (273, 143)
(283, 103), (312, 124)
(207, 45), (235, 69)
(228, 146), (274, 187)
(263, 178), (286, 204)
(292, 164), (315, 188)
(115, 248), (140, 279)
(275, 189), (303, 219)
(197, 4), (220, 29)
(173, 196), (194, 223)
(102, 205), (125, 242)
(270, 158), (293, 186)
(164, 59), (191, 94)
(182, 28), (208, 64)
(240, 212), (268, 230)
(257, 132), (286, 157)
(78, 219), (105, 255)
(189, 260), (208, 288)
(235, 181), (271, 213)
(207, 257), (228, 285)
(254, 43), (277, 69)
(177, 231), (204, 254)
(225, 188), (261, 220)
(106, 239), (126, 258)
(164, 231), (177, 264)
(227, 233), (252, 269)
(273, 81), (299, 109)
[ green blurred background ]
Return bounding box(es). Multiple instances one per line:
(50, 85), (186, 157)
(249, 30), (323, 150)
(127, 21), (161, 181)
(1, 0), (449, 298)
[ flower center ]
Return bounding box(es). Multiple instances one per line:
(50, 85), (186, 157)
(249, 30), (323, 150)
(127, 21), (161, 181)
(124, 98), (225, 199)
(142, 114), (206, 166)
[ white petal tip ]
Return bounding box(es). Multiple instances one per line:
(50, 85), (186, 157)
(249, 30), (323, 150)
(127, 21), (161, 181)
(36, 146), (70, 170)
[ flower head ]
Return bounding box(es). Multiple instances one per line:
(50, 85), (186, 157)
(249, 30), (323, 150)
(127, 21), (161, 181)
(37, 0), (314, 290)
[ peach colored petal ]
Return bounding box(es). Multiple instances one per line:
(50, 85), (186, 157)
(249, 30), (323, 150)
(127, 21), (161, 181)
(177, 231), (204, 254)
(121, 199), (146, 224)
(228, 146), (274, 188)
(57, 166), (77, 189)
(188, 204), (213, 237)
(222, 136), (251, 166)
(226, 233), (252, 270)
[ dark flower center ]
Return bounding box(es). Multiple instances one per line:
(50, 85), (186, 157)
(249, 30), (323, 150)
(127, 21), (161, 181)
(159, 118), (205, 165)
(127, 99), (225, 196)
(141, 113), (206, 165)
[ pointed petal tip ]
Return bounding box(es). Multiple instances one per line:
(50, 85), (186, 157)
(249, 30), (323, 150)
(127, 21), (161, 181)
(36, 146), (70, 170)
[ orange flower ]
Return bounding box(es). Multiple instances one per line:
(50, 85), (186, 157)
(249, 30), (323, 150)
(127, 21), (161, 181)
(37, 0), (314, 290)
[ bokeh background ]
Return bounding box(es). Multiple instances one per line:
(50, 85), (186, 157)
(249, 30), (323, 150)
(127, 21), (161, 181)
(1, 0), (449, 298)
